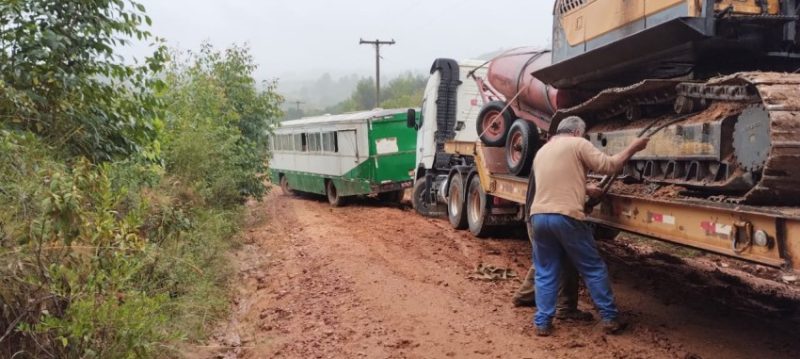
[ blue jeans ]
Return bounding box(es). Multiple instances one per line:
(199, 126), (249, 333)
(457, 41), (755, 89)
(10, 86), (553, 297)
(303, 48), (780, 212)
(532, 213), (618, 327)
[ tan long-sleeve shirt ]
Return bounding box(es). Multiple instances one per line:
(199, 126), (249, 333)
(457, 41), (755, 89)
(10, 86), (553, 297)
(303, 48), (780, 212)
(530, 136), (618, 220)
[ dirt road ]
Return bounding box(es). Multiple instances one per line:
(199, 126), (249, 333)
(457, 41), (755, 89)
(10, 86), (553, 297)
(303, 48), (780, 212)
(203, 189), (800, 358)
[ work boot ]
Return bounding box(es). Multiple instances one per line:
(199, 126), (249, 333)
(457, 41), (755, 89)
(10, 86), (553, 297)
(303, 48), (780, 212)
(512, 296), (535, 308)
(556, 308), (593, 322)
(535, 324), (554, 337)
(600, 318), (628, 335)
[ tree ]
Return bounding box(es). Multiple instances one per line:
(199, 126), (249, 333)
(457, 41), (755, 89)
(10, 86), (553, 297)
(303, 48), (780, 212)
(162, 43), (283, 204)
(323, 72), (426, 114)
(379, 73), (427, 109)
(0, 0), (167, 162)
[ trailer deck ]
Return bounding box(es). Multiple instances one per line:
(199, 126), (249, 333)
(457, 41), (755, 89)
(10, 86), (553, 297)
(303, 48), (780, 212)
(446, 141), (800, 272)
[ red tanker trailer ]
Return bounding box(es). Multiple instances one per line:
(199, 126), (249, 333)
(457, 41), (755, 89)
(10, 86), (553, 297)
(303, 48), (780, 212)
(470, 47), (575, 176)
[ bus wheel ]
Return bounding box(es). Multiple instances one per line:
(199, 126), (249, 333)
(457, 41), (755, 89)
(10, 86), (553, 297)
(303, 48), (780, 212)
(412, 180), (443, 217)
(466, 176), (493, 237)
(447, 174), (468, 229)
(280, 175), (293, 196)
(378, 190), (404, 203)
(326, 181), (343, 207)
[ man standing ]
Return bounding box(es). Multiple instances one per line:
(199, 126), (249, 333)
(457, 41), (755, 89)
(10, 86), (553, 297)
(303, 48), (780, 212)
(530, 116), (649, 336)
(513, 156), (590, 322)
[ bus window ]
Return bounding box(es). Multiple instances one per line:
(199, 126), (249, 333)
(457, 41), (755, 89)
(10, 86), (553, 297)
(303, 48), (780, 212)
(309, 132), (321, 152)
(322, 132), (336, 152)
(285, 134), (293, 151)
(293, 134), (303, 152)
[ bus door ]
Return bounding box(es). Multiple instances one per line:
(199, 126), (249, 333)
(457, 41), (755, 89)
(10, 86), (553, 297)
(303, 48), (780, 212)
(337, 129), (359, 173)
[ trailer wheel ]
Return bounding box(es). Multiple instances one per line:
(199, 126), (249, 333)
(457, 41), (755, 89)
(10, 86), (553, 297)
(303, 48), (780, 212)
(467, 176), (493, 237)
(476, 101), (515, 147)
(279, 175), (294, 196)
(326, 181), (344, 207)
(447, 174), (468, 229)
(506, 119), (538, 177)
(412, 180), (444, 217)
(378, 190), (404, 203)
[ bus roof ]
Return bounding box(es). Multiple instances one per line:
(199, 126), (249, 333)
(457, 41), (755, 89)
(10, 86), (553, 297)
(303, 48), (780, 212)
(279, 108), (413, 129)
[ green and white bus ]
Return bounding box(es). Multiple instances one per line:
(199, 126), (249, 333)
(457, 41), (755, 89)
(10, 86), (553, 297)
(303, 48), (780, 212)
(269, 109), (418, 206)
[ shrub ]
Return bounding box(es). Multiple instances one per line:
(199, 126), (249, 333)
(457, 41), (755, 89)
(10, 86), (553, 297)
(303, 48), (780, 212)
(162, 43), (282, 204)
(0, 131), (169, 357)
(0, 131), (242, 358)
(0, 0), (167, 162)
(0, 2), (282, 357)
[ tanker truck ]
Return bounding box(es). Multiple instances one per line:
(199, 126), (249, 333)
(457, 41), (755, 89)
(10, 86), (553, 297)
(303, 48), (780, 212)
(413, 0), (800, 277)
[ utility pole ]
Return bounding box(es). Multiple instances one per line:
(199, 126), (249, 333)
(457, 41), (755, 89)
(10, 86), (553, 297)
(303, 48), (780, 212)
(359, 38), (395, 107)
(292, 100), (304, 112)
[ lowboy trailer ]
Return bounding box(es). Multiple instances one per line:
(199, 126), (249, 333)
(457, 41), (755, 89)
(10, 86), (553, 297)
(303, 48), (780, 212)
(443, 140), (800, 275)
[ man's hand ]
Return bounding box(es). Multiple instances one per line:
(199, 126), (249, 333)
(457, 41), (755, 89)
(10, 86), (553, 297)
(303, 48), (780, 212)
(586, 184), (603, 199)
(630, 137), (650, 152)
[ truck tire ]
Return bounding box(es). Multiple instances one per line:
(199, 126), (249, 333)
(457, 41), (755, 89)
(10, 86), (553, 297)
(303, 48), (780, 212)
(279, 175), (294, 196)
(412, 180), (444, 217)
(466, 176), (493, 237)
(326, 181), (344, 207)
(447, 174), (468, 229)
(506, 119), (539, 177)
(476, 101), (514, 147)
(378, 190), (404, 203)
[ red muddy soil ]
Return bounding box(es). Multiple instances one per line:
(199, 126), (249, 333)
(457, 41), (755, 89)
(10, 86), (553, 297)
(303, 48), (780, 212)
(198, 189), (800, 359)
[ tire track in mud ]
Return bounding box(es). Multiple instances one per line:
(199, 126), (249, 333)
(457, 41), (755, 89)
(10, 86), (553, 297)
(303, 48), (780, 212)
(201, 190), (800, 359)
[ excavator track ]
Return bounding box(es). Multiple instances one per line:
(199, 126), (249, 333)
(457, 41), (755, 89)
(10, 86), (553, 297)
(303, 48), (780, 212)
(735, 73), (800, 205)
(553, 72), (800, 206)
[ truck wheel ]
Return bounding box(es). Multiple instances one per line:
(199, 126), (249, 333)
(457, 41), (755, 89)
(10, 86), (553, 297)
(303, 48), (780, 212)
(280, 175), (294, 196)
(412, 180), (444, 217)
(326, 181), (344, 207)
(476, 101), (514, 147)
(506, 119), (539, 177)
(466, 176), (493, 237)
(378, 190), (404, 203)
(447, 174), (468, 229)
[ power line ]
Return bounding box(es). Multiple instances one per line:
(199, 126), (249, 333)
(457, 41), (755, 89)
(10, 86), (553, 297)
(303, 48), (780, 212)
(359, 38), (395, 107)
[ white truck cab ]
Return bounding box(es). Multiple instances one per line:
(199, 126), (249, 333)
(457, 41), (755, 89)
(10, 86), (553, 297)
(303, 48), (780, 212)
(409, 59), (487, 216)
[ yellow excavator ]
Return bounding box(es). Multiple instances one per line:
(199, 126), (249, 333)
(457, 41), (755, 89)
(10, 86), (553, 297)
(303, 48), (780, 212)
(448, 0), (800, 273)
(532, 0), (800, 205)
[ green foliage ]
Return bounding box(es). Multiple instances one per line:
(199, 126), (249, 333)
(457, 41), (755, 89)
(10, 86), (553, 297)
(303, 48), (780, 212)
(0, 131), (241, 358)
(0, 0), (167, 162)
(379, 73), (427, 109)
(323, 73), (426, 114)
(0, 2), (282, 358)
(162, 43), (283, 204)
(0, 132), (169, 358)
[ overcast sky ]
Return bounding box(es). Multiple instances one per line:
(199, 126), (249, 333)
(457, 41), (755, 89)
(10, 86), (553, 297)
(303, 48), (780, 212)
(122, 0), (554, 81)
